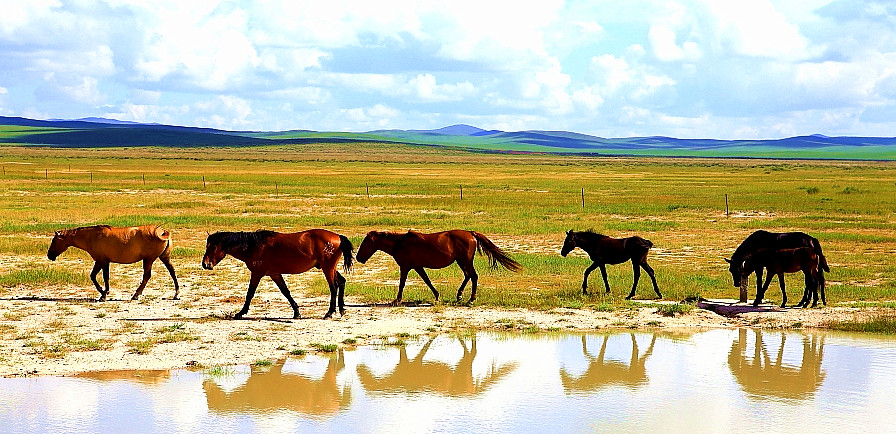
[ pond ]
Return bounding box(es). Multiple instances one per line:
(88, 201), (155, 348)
(1, 329), (895, 433)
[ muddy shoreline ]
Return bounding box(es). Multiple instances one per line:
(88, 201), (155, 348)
(0, 291), (883, 378)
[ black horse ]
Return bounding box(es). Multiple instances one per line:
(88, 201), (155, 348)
(725, 230), (829, 305)
(561, 230), (662, 299)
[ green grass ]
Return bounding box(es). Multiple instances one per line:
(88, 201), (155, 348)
(310, 343), (337, 352)
(0, 144), (893, 309)
(827, 315), (896, 334)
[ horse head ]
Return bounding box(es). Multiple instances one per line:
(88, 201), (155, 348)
(560, 230), (577, 257)
(725, 257), (744, 288)
(356, 231), (381, 264)
(201, 232), (227, 270)
(47, 230), (71, 261)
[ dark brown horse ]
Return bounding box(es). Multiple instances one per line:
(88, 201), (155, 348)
(355, 230), (521, 305)
(726, 230), (829, 304)
(561, 230), (661, 299)
(47, 225), (179, 301)
(741, 247), (823, 308)
(201, 229), (353, 319)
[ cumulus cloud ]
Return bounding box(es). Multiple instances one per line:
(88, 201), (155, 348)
(2, 0), (896, 138)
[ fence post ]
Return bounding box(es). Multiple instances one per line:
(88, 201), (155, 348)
(725, 194), (729, 216)
(581, 188), (585, 208)
(460, 185), (463, 200)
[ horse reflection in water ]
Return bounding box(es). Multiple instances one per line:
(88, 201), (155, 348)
(728, 329), (825, 400)
(203, 350), (351, 416)
(560, 333), (656, 393)
(357, 335), (518, 396)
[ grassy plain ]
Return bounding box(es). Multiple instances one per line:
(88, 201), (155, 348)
(0, 142), (894, 311)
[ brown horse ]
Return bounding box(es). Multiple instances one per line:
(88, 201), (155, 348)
(47, 225), (179, 301)
(561, 230), (661, 299)
(741, 247), (823, 308)
(355, 230), (521, 305)
(201, 229), (353, 319)
(742, 247), (818, 307)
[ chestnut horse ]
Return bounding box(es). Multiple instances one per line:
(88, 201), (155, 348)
(201, 229), (353, 319)
(560, 230), (661, 299)
(355, 230), (521, 305)
(47, 225), (179, 301)
(741, 247), (824, 308)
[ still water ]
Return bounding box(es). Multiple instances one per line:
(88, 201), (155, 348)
(1, 329), (895, 433)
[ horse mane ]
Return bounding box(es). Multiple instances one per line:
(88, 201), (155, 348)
(58, 224), (112, 237)
(211, 230), (277, 253)
(573, 230), (608, 242)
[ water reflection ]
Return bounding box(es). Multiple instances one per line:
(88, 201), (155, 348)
(203, 350), (352, 416)
(560, 333), (656, 393)
(74, 369), (172, 385)
(727, 329), (826, 400)
(357, 335), (518, 397)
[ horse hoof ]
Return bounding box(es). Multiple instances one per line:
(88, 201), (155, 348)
(130, 296), (139, 301)
(339, 309), (346, 316)
(322, 312), (333, 320)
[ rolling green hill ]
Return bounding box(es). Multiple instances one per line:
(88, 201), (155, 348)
(2, 116), (894, 160)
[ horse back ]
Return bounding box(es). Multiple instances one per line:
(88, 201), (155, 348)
(82, 225), (170, 263)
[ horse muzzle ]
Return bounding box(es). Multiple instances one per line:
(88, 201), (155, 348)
(47, 253), (57, 261)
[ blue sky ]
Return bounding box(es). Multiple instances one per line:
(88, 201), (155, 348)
(0, 0), (894, 138)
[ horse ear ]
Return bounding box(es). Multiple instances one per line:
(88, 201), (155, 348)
(724, 258), (731, 264)
(54, 230), (61, 236)
(566, 230), (571, 235)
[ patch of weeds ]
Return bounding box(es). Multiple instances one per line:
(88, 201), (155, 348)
(647, 321), (662, 327)
(385, 338), (406, 346)
(42, 319), (67, 333)
(791, 322), (804, 328)
(562, 300), (584, 309)
(3, 312), (26, 321)
(230, 331), (263, 342)
(206, 365), (234, 377)
(522, 325), (541, 333)
(95, 312), (107, 319)
(37, 343), (67, 359)
(342, 338), (358, 345)
(655, 303), (693, 317)
(127, 338), (156, 355)
(289, 349), (307, 356)
(425, 326), (438, 332)
(56, 305), (76, 316)
(253, 359), (273, 367)
(156, 323), (186, 333)
(827, 315), (896, 334)
(276, 345), (286, 351)
(805, 187), (819, 194)
(592, 303), (614, 312)
(397, 332), (412, 338)
(840, 186), (861, 194)
(115, 321), (142, 335)
(311, 343), (338, 352)
(156, 330), (198, 344)
(61, 333), (112, 351)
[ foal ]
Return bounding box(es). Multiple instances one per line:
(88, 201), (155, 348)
(741, 247), (822, 308)
(561, 230), (661, 299)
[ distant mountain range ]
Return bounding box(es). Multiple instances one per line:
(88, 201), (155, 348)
(2, 116), (895, 160)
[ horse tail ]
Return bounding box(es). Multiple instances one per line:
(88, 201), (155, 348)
(810, 237), (830, 273)
(470, 231), (522, 272)
(630, 236), (653, 252)
(148, 225), (171, 242)
(338, 235), (354, 273)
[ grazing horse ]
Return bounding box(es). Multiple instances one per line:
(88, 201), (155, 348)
(47, 225), (179, 301)
(741, 247), (823, 308)
(560, 230), (661, 299)
(725, 230), (829, 304)
(355, 230), (521, 305)
(201, 229), (353, 320)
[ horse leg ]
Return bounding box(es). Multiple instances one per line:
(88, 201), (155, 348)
(467, 265), (479, 304)
(322, 267), (339, 319)
(642, 261), (662, 299)
(753, 272), (774, 306)
(581, 262), (599, 295)
(159, 254), (180, 300)
(270, 274), (301, 319)
(90, 262), (105, 301)
(800, 272), (815, 308)
(626, 261), (640, 300)
(415, 268), (441, 302)
(818, 271), (827, 306)
(391, 267), (410, 307)
(599, 264), (611, 295)
(235, 272), (263, 319)
(131, 258), (153, 300)
(778, 274), (787, 308)
(101, 263), (111, 301)
(455, 276), (470, 302)
(336, 272), (346, 316)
